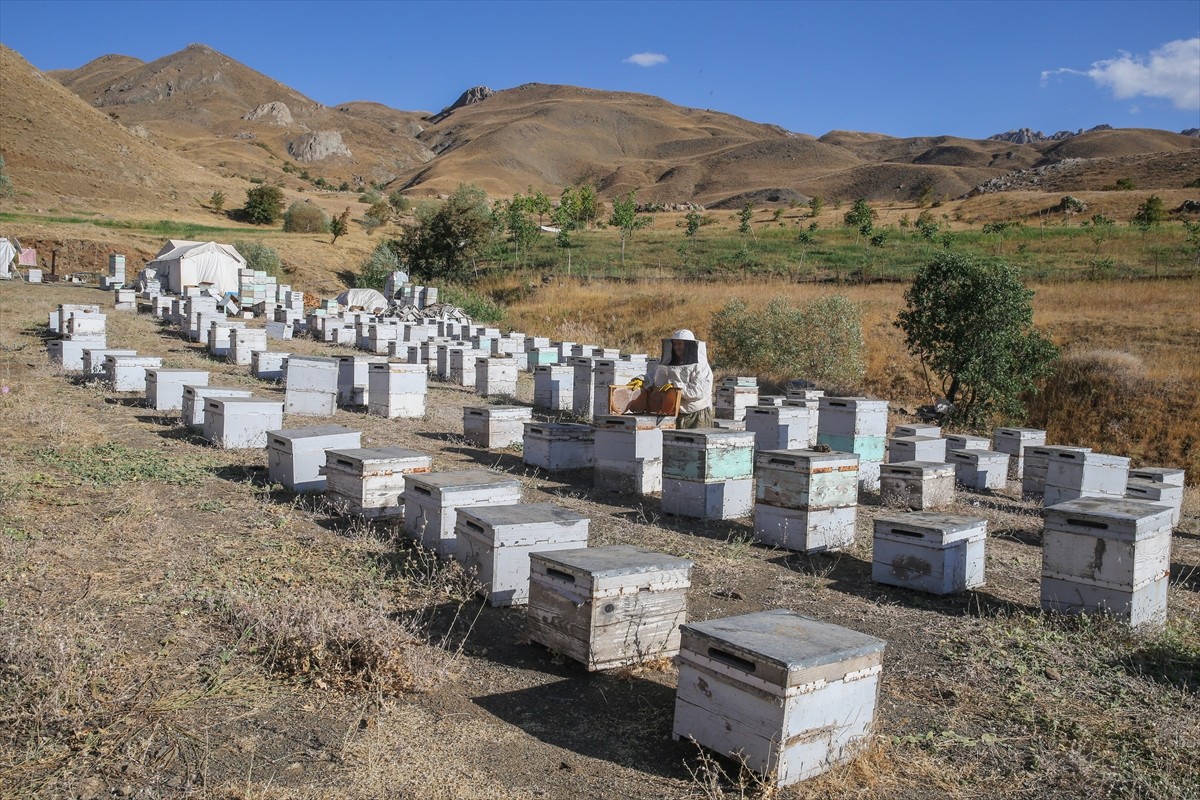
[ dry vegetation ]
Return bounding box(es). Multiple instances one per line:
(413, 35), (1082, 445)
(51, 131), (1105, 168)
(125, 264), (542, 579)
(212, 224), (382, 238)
(0, 280), (1197, 800)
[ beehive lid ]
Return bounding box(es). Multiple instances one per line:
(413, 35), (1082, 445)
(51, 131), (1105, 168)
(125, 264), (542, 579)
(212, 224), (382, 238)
(370, 360), (425, 371)
(1029, 445), (1092, 457)
(820, 396), (888, 413)
(680, 609), (886, 687)
(209, 397), (279, 409)
(881, 461), (956, 477)
(994, 427), (1045, 439)
(459, 502), (587, 528)
(1128, 467), (1185, 486)
(185, 385), (252, 398)
(405, 468), (519, 492)
(1048, 450), (1129, 469)
(267, 424), (359, 446)
(1043, 497), (1174, 539)
(523, 422), (594, 439)
(1125, 478), (1182, 500)
(288, 355), (341, 366)
(949, 448), (1007, 462)
(532, 544), (692, 581)
(326, 446), (429, 469)
(147, 368), (209, 377)
(756, 449), (859, 472)
(890, 435), (943, 445)
(465, 405), (532, 419)
(874, 512), (986, 544)
(664, 428), (756, 447)
(594, 414), (675, 431)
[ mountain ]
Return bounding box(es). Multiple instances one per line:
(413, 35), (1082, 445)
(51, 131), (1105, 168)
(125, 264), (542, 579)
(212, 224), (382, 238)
(11, 42), (1199, 209)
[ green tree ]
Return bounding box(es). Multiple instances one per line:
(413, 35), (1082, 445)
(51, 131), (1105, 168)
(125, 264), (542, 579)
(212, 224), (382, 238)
(843, 198), (876, 236)
(895, 252), (1058, 426)
(552, 199), (579, 273)
(710, 295), (865, 387)
(738, 203), (754, 235)
(577, 184), (599, 228)
(529, 189), (552, 226)
(504, 194), (541, 265)
(242, 184), (285, 225)
(234, 240), (283, 278)
(388, 191), (411, 213)
(208, 190), (225, 214)
(355, 242), (400, 290)
(1132, 195), (1165, 231)
(363, 200), (392, 232)
(684, 210), (702, 238)
(395, 183), (492, 281)
(808, 195), (823, 218)
(608, 191), (651, 265)
(282, 200), (330, 233)
(330, 207), (351, 245)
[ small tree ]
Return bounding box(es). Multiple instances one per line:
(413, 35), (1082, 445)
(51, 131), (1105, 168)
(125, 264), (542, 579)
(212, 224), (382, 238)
(608, 191), (651, 265)
(330, 207), (351, 245)
(242, 185), (285, 225)
(808, 195), (823, 218)
(355, 242), (400, 290)
(895, 252), (1058, 427)
(1132, 195), (1165, 231)
(208, 190), (225, 214)
(577, 184), (599, 228)
(396, 183), (492, 281)
(234, 240), (283, 278)
(388, 191), (411, 213)
(282, 200), (330, 233)
(738, 203), (754, 235)
(710, 296), (865, 388)
(684, 210), (702, 238)
(843, 198), (876, 236)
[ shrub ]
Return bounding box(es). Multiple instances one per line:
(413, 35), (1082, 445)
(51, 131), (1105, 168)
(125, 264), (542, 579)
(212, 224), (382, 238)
(242, 184), (284, 225)
(440, 285), (506, 324)
(362, 200), (392, 232)
(710, 295), (865, 389)
(234, 240), (283, 278)
(358, 190), (383, 205)
(389, 191), (411, 213)
(355, 242), (400, 289)
(282, 201), (330, 233)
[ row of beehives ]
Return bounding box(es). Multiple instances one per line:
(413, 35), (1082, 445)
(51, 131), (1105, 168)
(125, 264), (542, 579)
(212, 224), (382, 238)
(44, 298), (894, 789)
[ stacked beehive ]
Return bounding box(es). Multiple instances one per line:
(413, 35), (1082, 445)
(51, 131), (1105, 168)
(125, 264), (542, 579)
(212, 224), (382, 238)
(754, 449), (860, 552)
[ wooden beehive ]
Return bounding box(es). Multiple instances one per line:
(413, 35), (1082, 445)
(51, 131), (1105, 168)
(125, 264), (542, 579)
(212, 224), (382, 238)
(887, 435), (947, 464)
(251, 351), (289, 382)
(527, 545), (692, 670)
(879, 461), (955, 510)
(1041, 498), (1173, 629)
(1044, 451), (1129, 507)
(403, 469), (521, 558)
(872, 512), (987, 594)
(992, 427), (1046, 480)
(202, 397), (283, 449)
(367, 361), (427, 419)
(228, 328), (267, 366)
(267, 425), (362, 493)
(945, 433), (990, 451)
(1022, 445), (1091, 498)
(662, 429), (756, 519)
(82, 348), (134, 376)
(181, 386), (253, 428)
(1125, 479), (1183, 526)
(754, 449), (859, 510)
(592, 415), (671, 495)
(145, 368), (209, 412)
(50, 338), (107, 371)
(285, 356), (340, 416)
(569, 356), (597, 419)
(104, 355), (163, 392)
(533, 364), (573, 411)
(450, 347), (483, 387)
(948, 449), (1010, 492)
(591, 359), (649, 418)
(475, 356), (518, 398)
(325, 446), (432, 519)
(673, 609), (885, 787)
(456, 503), (589, 606)
(523, 423), (595, 471)
(893, 423), (941, 438)
(744, 405), (816, 451)
(754, 503), (857, 552)
(463, 405), (533, 449)
(715, 385), (759, 421)
(337, 356), (384, 407)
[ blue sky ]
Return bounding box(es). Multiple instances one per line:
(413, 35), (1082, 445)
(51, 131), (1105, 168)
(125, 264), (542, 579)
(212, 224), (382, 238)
(2, 0), (1197, 138)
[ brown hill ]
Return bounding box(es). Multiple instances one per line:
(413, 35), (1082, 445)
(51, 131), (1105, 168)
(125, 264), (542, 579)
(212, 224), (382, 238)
(1034, 128), (1198, 164)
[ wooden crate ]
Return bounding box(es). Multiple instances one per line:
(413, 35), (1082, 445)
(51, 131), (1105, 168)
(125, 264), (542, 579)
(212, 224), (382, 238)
(872, 512), (986, 594)
(948, 449), (1010, 491)
(879, 461), (956, 510)
(325, 446), (432, 519)
(673, 609), (885, 787)
(523, 423), (595, 471)
(403, 470), (521, 558)
(456, 503), (589, 606)
(753, 503), (857, 552)
(463, 405), (533, 449)
(202, 397), (283, 449)
(145, 368), (209, 412)
(1041, 498), (1174, 629)
(527, 545), (692, 670)
(267, 425), (361, 493)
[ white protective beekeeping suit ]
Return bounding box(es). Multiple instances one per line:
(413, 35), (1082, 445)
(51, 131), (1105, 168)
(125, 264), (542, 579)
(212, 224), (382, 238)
(653, 329), (713, 414)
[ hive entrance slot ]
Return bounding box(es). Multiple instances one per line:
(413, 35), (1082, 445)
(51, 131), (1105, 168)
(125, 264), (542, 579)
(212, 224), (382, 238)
(708, 647), (756, 673)
(1066, 518), (1109, 530)
(546, 568), (576, 583)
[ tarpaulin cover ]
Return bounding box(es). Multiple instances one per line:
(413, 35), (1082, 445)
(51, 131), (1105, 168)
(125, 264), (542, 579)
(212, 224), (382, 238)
(335, 288), (388, 311)
(147, 240), (246, 295)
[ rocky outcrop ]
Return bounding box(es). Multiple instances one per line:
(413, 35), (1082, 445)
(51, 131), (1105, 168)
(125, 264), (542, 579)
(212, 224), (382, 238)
(989, 124), (1113, 144)
(242, 101), (294, 126)
(1183, 128), (1200, 138)
(287, 130), (350, 161)
(427, 86), (494, 123)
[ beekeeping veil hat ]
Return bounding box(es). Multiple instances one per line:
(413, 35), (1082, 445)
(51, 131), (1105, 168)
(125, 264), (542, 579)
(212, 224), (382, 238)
(661, 328), (706, 366)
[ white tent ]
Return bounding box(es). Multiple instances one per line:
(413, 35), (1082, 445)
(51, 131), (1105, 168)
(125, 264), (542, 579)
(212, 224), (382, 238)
(335, 288), (388, 312)
(0, 238), (15, 279)
(147, 240), (245, 295)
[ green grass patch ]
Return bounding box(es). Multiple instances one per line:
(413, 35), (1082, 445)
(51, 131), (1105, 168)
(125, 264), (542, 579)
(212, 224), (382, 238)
(0, 212), (266, 239)
(31, 442), (220, 487)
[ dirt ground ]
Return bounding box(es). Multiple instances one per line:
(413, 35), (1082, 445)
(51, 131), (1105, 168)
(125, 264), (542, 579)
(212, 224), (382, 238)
(1, 280), (1197, 800)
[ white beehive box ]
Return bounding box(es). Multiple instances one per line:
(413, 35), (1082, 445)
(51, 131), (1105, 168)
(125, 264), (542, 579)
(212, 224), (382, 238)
(145, 368), (209, 412)
(1041, 498), (1174, 629)
(113, 288), (136, 311)
(228, 327), (268, 366)
(65, 314), (107, 339)
(569, 356), (597, 419)
(267, 425), (362, 493)
(715, 385), (760, 421)
(754, 503), (856, 552)
(285, 355), (340, 416)
(449, 348), (483, 387)
(475, 356), (518, 398)
(664, 477), (754, 520)
(944, 433), (990, 451)
(338, 356), (384, 407)
(662, 428), (756, 519)
(894, 423), (941, 438)
(49, 338), (107, 371)
(879, 461), (956, 510)
(82, 348), (134, 376)
(251, 351), (289, 382)
(434, 342), (463, 379)
(456, 504), (589, 606)
(404, 469), (521, 558)
(533, 364), (573, 412)
(1022, 445), (1091, 498)
(755, 449), (859, 510)
(872, 512), (986, 594)
(744, 405), (815, 451)
(593, 415), (672, 495)
(523, 422), (595, 471)
(992, 427), (1046, 480)
(673, 609), (885, 787)
(324, 446), (431, 519)
(817, 396), (888, 437)
(463, 405), (532, 448)
(1124, 478), (1183, 526)
(758, 395), (785, 407)
(367, 361), (427, 419)
(51, 304), (100, 334)
(948, 449), (1010, 491)
(105, 355), (163, 392)
(1043, 450), (1130, 507)
(206, 321), (244, 358)
(595, 456), (663, 495)
(202, 397), (283, 449)
(887, 435), (947, 464)
(1128, 467), (1185, 487)
(527, 545), (692, 671)
(368, 324), (398, 354)
(182, 386), (253, 428)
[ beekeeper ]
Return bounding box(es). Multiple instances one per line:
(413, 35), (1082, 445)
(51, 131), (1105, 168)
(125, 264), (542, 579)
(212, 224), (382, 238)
(653, 328), (714, 429)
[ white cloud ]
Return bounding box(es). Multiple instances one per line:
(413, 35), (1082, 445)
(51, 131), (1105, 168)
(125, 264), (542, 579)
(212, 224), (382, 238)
(624, 52), (668, 67)
(1042, 38), (1200, 110)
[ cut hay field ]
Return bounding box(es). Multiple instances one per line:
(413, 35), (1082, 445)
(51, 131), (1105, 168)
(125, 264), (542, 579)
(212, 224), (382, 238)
(1, 280), (1197, 800)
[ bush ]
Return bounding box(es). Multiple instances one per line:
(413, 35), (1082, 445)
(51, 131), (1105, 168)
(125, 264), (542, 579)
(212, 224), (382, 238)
(355, 243), (400, 289)
(358, 190), (383, 205)
(389, 191), (411, 213)
(363, 200), (392, 232)
(282, 201), (330, 233)
(234, 240), (283, 278)
(439, 285), (506, 324)
(710, 295), (865, 388)
(242, 184), (284, 225)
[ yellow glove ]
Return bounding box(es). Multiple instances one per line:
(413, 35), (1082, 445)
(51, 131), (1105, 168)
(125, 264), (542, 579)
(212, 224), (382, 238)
(626, 376), (644, 389)
(658, 382), (674, 392)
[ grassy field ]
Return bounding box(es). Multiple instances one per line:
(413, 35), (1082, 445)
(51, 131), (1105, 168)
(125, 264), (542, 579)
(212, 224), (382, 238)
(1, 280), (1197, 799)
